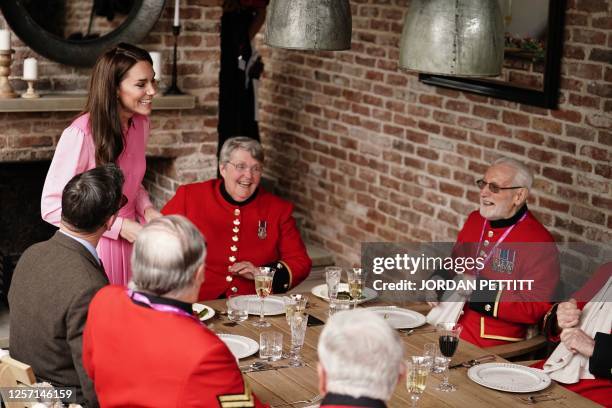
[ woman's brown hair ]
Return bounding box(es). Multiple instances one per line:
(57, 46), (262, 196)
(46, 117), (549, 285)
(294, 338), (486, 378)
(84, 43), (153, 165)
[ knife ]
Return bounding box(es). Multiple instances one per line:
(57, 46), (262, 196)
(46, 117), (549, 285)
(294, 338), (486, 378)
(449, 354), (496, 369)
(241, 364), (291, 373)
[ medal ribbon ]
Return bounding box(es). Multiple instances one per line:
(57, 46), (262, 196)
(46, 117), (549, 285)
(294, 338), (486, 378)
(474, 212), (527, 273)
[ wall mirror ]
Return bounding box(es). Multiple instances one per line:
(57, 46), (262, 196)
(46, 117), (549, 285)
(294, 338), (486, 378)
(1, 0), (165, 67)
(419, 0), (565, 109)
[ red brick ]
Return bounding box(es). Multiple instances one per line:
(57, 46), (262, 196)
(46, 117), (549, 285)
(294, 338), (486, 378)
(457, 116), (484, 131)
(557, 186), (589, 201)
(472, 105), (500, 120)
(502, 111), (530, 127)
(575, 0), (608, 13)
(469, 132), (495, 148)
(545, 138), (576, 154)
(533, 118), (563, 135)
(599, 131), (612, 146)
(433, 111), (456, 125)
(457, 144), (481, 159)
(571, 206), (606, 224)
(568, 93), (600, 109)
(571, 28), (607, 45)
(561, 156), (592, 172)
(442, 126), (468, 141)
(539, 197), (570, 212)
(498, 141), (526, 155)
(417, 147), (440, 161)
(445, 100), (470, 113)
(566, 62), (603, 80)
(586, 82), (612, 98)
(419, 94), (443, 108)
(486, 123), (512, 137)
(580, 145), (610, 161)
(543, 167), (573, 184)
(439, 182), (464, 197)
(516, 130), (545, 145)
(563, 44), (586, 60)
(592, 196), (612, 211)
(593, 16), (612, 29)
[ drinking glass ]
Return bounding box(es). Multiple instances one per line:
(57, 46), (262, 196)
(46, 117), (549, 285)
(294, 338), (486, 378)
(253, 267), (275, 328)
(423, 342), (444, 374)
(325, 266), (342, 300)
(289, 312), (308, 367)
(436, 322), (462, 392)
(406, 356), (430, 407)
(328, 298), (351, 317)
(227, 296), (248, 323)
(260, 331), (283, 361)
(346, 267), (364, 309)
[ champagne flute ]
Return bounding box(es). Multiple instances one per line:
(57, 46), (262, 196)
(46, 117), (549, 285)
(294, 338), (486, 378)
(288, 311), (308, 367)
(406, 356), (430, 407)
(253, 267), (275, 328)
(436, 322), (462, 392)
(347, 267), (364, 309)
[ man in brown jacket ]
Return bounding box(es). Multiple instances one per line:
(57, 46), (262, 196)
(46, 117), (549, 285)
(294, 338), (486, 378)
(9, 164), (125, 407)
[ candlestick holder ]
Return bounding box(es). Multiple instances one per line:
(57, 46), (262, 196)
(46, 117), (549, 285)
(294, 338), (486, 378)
(21, 79), (40, 98)
(0, 50), (17, 99)
(164, 25), (185, 95)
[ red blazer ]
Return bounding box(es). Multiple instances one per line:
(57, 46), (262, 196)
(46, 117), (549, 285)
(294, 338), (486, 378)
(454, 209), (559, 347)
(83, 286), (267, 408)
(162, 179), (311, 300)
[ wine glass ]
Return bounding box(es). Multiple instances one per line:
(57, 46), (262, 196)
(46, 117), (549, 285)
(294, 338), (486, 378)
(346, 267), (364, 309)
(252, 267), (275, 328)
(406, 356), (430, 407)
(288, 311), (308, 367)
(436, 322), (462, 392)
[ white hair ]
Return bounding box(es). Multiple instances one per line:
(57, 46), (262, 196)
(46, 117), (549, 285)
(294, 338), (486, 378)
(493, 157), (533, 189)
(317, 310), (403, 401)
(130, 215), (205, 296)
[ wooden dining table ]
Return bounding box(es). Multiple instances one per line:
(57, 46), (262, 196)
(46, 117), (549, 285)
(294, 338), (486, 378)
(203, 295), (600, 408)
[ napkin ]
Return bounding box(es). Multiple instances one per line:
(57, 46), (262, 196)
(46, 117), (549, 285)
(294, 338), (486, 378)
(426, 275), (471, 325)
(543, 277), (612, 384)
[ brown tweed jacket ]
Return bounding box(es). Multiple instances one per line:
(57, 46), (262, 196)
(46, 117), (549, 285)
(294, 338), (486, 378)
(8, 231), (108, 407)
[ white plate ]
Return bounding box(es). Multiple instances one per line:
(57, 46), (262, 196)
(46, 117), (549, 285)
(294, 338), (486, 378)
(467, 363), (551, 393)
(367, 306), (426, 329)
(228, 295), (285, 316)
(192, 303), (215, 321)
(311, 283), (378, 304)
(218, 334), (259, 360)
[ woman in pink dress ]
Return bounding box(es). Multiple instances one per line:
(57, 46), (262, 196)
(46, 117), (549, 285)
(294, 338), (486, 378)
(41, 43), (161, 285)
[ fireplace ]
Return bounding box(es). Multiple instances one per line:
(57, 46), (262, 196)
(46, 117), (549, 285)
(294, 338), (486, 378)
(0, 161), (56, 306)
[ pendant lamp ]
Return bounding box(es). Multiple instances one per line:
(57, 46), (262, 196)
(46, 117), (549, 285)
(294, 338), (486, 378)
(399, 0), (504, 77)
(265, 0), (352, 51)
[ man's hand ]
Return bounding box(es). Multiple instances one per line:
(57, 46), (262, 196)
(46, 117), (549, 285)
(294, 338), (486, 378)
(229, 261), (258, 280)
(560, 328), (595, 357)
(557, 299), (581, 329)
(144, 207), (162, 223)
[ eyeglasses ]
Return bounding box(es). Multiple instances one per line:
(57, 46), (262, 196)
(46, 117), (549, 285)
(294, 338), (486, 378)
(226, 162), (262, 175)
(476, 179), (524, 193)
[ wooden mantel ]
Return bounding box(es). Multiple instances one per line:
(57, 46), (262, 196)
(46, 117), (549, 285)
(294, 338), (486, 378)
(0, 94), (196, 112)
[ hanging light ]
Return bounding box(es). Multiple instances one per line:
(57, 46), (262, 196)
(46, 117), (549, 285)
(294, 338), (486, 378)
(399, 0), (504, 77)
(265, 0), (352, 51)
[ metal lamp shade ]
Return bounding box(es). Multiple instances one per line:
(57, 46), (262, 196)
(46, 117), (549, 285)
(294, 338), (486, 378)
(399, 0), (504, 77)
(265, 0), (352, 51)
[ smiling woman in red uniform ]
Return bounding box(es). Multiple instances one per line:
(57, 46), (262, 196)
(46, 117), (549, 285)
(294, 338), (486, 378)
(162, 136), (311, 300)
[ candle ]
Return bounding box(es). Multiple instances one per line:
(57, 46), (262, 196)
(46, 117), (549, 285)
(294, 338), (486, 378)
(0, 30), (10, 51)
(23, 57), (38, 80)
(149, 52), (162, 79)
(173, 0), (180, 26)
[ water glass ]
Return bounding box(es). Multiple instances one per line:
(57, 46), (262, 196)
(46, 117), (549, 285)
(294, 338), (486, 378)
(259, 331), (283, 361)
(325, 266), (342, 300)
(283, 294), (307, 324)
(423, 342), (445, 374)
(289, 312), (308, 367)
(227, 296), (248, 322)
(328, 298), (351, 317)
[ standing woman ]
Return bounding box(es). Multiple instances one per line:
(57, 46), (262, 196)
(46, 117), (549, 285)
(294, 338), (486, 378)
(41, 43), (162, 285)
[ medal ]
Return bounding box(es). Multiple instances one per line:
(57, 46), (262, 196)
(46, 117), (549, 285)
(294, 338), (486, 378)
(258, 220), (267, 240)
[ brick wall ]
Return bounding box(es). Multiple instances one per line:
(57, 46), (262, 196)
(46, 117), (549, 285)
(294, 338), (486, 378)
(1, 0), (610, 269)
(257, 0), (611, 267)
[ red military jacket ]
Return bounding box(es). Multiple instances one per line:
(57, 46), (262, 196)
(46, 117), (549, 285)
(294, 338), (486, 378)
(162, 179), (312, 300)
(83, 286), (268, 408)
(454, 206), (559, 347)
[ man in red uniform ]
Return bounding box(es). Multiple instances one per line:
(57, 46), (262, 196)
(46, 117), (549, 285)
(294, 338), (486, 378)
(83, 215), (267, 407)
(434, 157), (560, 347)
(162, 137), (311, 300)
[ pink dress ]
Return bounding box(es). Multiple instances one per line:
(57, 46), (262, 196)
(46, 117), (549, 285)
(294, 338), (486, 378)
(41, 113), (153, 285)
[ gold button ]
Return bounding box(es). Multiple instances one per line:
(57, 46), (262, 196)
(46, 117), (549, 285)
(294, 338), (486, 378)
(226, 275), (233, 282)
(483, 240), (489, 247)
(484, 304), (491, 312)
(233, 219), (240, 226)
(234, 209), (241, 216)
(232, 235), (239, 242)
(230, 245), (237, 252)
(231, 286), (238, 293)
(229, 256), (236, 262)
(283, 283), (288, 289)
(233, 227), (239, 233)
(487, 231), (494, 238)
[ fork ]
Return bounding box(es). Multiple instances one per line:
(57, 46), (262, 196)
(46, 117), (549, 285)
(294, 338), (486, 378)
(518, 394), (564, 405)
(272, 394), (323, 407)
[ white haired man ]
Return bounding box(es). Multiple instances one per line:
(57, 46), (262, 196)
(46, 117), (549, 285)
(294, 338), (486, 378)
(83, 215), (267, 407)
(317, 310), (404, 407)
(430, 157), (560, 347)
